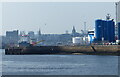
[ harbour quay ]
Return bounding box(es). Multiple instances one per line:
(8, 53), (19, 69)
(5, 45), (120, 55)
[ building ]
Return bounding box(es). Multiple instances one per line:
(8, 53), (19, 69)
(71, 26), (81, 37)
(28, 31), (35, 39)
(116, 1), (120, 41)
(95, 19), (115, 42)
(36, 26), (84, 46)
(72, 37), (83, 45)
(28, 31), (37, 44)
(116, 1), (120, 23)
(118, 22), (120, 40)
(19, 31), (29, 43)
(6, 30), (19, 45)
(88, 30), (95, 44)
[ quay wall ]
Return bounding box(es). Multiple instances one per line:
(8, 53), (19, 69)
(5, 45), (120, 55)
(93, 45), (120, 52)
(58, 46), (94, 52)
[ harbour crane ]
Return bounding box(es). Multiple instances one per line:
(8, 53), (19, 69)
(32, 40), (45, 46)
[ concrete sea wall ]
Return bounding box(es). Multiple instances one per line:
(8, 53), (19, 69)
(5, 45), (120, 55)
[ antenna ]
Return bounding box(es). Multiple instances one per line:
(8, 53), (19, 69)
(84, 22), (86, 35)
(38, 28), (41, 35)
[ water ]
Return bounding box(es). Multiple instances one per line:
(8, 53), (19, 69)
(1, 49), (118, 75)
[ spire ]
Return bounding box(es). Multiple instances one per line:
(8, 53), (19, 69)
(38, 28), (41, 35)
(72, 26), (76, 34)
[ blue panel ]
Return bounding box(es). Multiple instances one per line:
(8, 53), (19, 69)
(106, 20), (115, 42)
(103, 20), (107, 40)
(95, 19), (103, 41)
(118, 22), (120, 40)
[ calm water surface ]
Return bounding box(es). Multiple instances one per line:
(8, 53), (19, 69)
(1, 49), (118, 75)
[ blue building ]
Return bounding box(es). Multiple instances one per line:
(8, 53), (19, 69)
(95, 19), (104, 41)
(118, 22), (120, 40)
(95, 19), (115, 42)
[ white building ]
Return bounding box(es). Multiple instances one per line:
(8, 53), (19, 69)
(116, 1), (120, 23)
(72, 37), (89, 45)
(115, 1), (120, 41)
(72, 37), (83, 44)
(116, 1), (120, 41)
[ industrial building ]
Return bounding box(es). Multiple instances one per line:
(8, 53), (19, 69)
(118, 23), (120, 40)
(95, 18), (115, 42)
(116, 1), (120, 23)
(116, 1), (120, 40)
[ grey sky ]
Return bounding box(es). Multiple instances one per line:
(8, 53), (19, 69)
(0, 3), (2, 36)
(2, 2), (115, 35)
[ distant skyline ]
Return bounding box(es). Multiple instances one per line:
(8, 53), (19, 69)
(2, 2), (115, 35)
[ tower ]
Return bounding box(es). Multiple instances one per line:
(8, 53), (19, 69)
(116, 1), (120, 23)
(116, 1), (120, 40)
(38, 28), (41, 36)
(38, 28), (42, 41)
(72, 26), (76, 34)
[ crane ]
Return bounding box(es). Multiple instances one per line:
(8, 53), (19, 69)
(32, 40), (45, 46)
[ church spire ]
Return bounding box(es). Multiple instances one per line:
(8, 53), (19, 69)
(72, 26), (76, 34)
(38, 28), (41, 35)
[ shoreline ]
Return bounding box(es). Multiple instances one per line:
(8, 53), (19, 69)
(5, 45), (120, 56)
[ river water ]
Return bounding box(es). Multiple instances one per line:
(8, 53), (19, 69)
(1, 49), (118, 75)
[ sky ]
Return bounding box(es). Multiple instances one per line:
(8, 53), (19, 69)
(0, 3), (2, 36)
(2, 2), (116, 35)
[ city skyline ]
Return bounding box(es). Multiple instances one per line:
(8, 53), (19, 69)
(2, 2), (115, 35)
